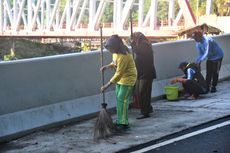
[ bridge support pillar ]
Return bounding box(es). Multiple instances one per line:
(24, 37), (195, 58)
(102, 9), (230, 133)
(206, 0), (213, 15)
(46, 0), (51, 28)
(0, 0), (3, 32)
(150, 0), (157, 30)
(89, 0), (96, 30)
(113, 0), (122, 29)
(168, 0), (175, 26)
(138, 0), (144, 28)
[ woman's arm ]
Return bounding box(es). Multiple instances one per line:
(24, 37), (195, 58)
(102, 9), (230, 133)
(100, 63), (116, 71)
(101, 81), (113, 92)
(196, 38), (209, 63)
(171, 77), (187, 84)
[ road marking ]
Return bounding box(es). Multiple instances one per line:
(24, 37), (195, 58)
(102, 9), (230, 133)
(131, 120), (230, 153)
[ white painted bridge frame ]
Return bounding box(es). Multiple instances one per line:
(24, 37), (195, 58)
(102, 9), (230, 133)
(0, 0), (213, 37)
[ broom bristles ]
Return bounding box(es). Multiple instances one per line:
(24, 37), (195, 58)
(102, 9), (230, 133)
(93, 108), (117, 141)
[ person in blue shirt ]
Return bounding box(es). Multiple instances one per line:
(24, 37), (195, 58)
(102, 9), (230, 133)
(192, 31), (224, 93)
(171, 62), (208, 100)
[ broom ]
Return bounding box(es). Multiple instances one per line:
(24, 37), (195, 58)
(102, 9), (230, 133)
(129, 9), (134, 57)
(93, 25), (117, 141)
(129, 9), (140, 109)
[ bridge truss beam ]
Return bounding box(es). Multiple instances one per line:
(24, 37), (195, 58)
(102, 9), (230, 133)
(0, 0), (210, 38)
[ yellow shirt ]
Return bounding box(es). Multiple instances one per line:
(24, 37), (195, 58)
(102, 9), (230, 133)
(110, 53), (137, 86)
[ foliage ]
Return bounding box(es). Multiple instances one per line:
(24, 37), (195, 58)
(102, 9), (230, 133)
(144, 0), (151, 15)
(157, 1), (168, 20)
(187, 0), (229, 16)
(3, 48), (17, 61)
(101, 2), (113, 22)
(213, 0), (230, 16)
(0, 38), (82, 60)
(189, 0), (203, 16)
(60, 0), (66, 12)
(99, 0), (229, 23)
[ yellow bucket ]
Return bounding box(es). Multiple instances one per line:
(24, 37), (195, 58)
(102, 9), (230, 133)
(164, 85), (179, 101)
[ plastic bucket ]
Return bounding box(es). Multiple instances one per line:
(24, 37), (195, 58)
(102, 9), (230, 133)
(164, 85), (179, 101)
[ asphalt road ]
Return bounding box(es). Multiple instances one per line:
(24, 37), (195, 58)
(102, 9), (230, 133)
(119, 117), (230, 153)
(145, 124), (230, 153)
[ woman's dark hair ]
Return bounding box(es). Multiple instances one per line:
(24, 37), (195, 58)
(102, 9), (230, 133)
(104, 35), (129, 54)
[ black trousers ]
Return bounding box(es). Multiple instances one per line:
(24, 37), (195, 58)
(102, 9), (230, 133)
(135, 79), (153, 116)
(183, 80), (207, 97)
(206, 58), (223, 88)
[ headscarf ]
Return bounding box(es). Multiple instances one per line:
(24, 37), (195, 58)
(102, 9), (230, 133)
(105, 35), (129, 54)
(131, 32), (151, 47)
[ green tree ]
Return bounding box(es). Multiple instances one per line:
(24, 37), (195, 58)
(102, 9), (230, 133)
(144, 0), (151, 15)
(213, 0), (230, 16)
(157, 1), (168, 20)
(60, 0), (66, 12)
(185, 0), (206, 17)
(101, 3), (113, 22)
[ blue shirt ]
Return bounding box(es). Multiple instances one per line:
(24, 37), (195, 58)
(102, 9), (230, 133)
(195, 36), (224, 63)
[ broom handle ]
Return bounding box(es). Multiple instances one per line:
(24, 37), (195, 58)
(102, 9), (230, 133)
(130, 9), (134, 57)
(100, 25), (106, 104)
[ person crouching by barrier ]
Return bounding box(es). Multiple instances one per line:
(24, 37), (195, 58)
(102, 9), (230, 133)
(171, 62), (208, 100)
(101, 35), (137, 131)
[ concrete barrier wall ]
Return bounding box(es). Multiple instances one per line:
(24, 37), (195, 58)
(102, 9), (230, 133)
(0, 52), (111, 115)
(0, 33), (230, 141)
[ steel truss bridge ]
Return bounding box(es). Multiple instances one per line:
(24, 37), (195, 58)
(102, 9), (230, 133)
(0, 0), (214, 38)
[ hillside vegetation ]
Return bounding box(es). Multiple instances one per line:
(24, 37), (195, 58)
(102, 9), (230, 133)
(0, 38), (81, 61)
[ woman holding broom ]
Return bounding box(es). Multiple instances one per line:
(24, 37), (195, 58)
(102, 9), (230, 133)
(101, 34), (137, 131)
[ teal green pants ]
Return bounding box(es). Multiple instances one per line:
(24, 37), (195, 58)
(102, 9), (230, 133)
(115, 84), (133, 125)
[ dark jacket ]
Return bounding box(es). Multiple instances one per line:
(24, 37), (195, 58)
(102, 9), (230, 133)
(132, 42), (156, 80)
(184, 63), (207, 91)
